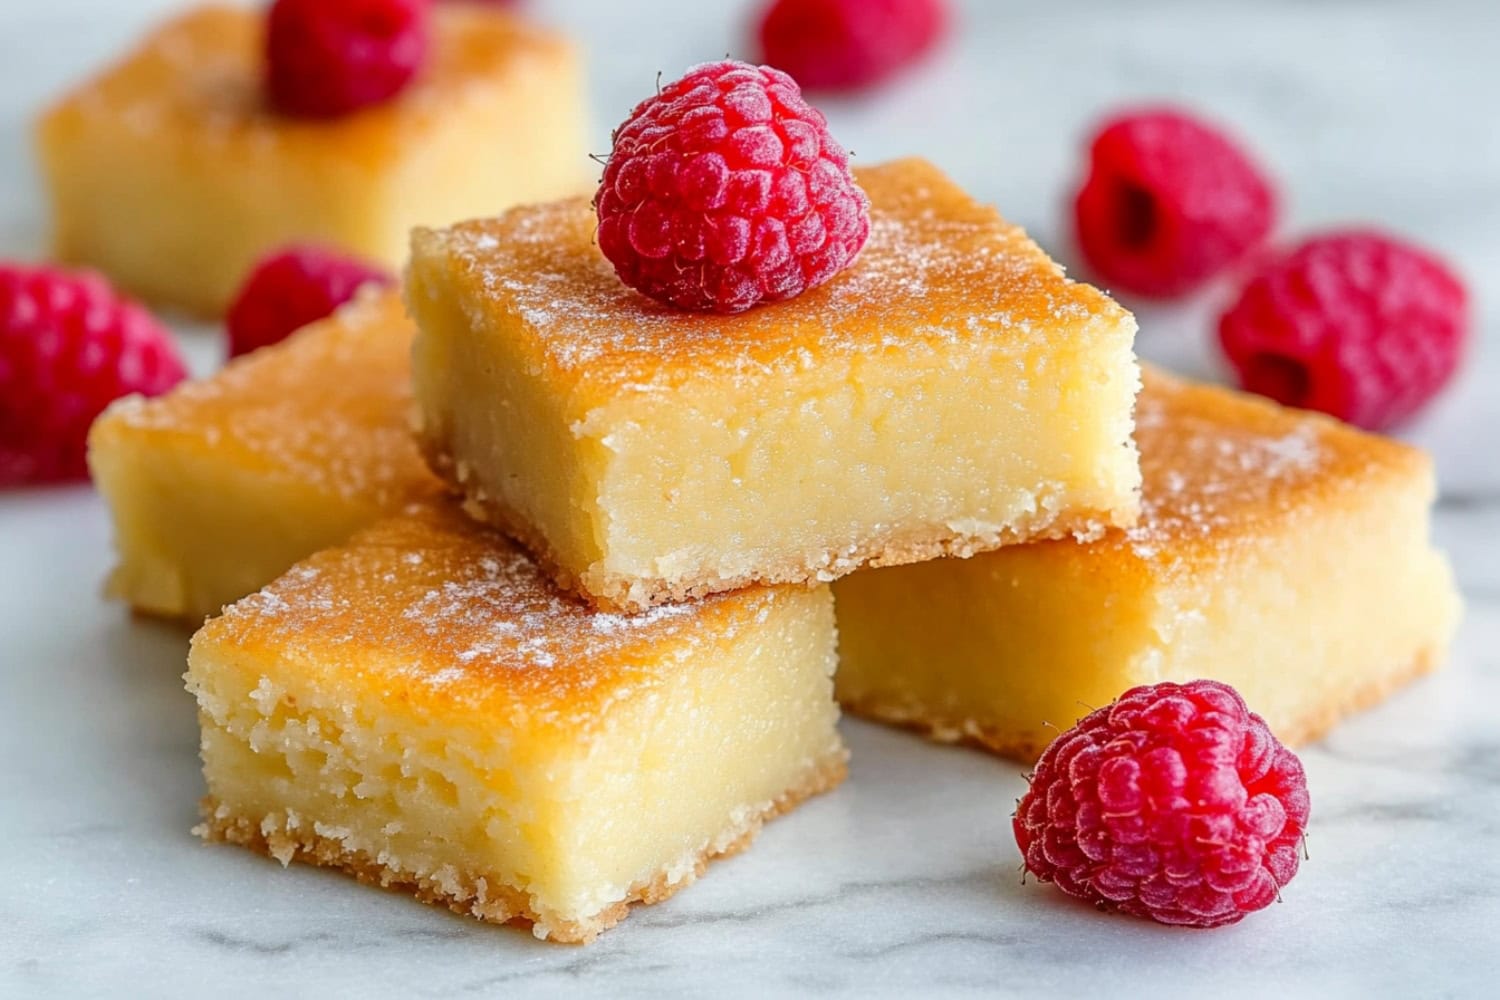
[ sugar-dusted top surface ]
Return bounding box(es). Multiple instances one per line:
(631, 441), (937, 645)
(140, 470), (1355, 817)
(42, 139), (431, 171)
(199, 501), (794, 728)
(92, 289), (440, 507)
(1115, 369), (1431, 562)
(412, 158), (1134, 396)
(40, 4), (573, 164)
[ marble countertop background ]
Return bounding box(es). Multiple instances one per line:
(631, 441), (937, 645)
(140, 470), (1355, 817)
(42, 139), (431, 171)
(1, 1), (1497, 996)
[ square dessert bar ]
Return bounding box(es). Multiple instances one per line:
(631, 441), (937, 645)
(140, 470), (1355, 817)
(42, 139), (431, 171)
(833, 369), (1461, 759)
(407, 157), (1141, 611)
(36, 4), (588, 315)
(188, 502), (846, 943)
(89, 290), (441, 623)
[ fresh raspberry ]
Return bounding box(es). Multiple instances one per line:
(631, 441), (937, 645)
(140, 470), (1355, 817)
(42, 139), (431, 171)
(226, 246), (394, 358)
(1014, 680), (1309, 928)
(0, 264), (186, 486)
(595, 60), (870, 314)
(1219, 231), (1468, 431)
(266, 0), (428, 119)
(755, 0), (949, 91)
(1074, 108), (1276, 298)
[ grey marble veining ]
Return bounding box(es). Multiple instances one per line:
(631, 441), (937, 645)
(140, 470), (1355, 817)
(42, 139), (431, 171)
(2, 1), (1498, 996)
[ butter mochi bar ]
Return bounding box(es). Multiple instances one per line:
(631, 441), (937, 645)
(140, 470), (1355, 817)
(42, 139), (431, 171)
(188, 502), (845, 943)
(36, 4), (588, 315)
(406, 157), (1141, 611)
(89, 290), (441, 622)
(834, 369), (1461, 759)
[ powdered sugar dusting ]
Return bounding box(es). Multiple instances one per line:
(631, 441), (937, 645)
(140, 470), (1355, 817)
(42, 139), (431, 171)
(1124, 374), (1334, 559)
(215, 504), (777, 701)
(396, 546), (710, 675)
(429, 159), (1125, 395)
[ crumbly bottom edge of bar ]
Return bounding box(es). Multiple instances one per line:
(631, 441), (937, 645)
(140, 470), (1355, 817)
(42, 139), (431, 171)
(423, 439), (1137, 612)
(839, 643), (1450, 763)
(105, 565), (229, 628)
(104, 572), (201, 627)
(195, 749), (848, 944)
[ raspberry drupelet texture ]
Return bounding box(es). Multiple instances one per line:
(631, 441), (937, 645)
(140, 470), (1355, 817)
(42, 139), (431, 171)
(226, 246), (394, 358)
(266, 0), (428, 119)
(1, 264), (186, 486)
(1219, 230), (1468, 432)
(595, 60), (871, 314)
(1014, 680), (1310, 928)
(755, 0), (949, 92)
(1074, 108), (1275, 298)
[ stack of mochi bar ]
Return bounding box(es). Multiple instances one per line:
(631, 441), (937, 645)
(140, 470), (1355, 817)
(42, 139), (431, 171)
(73, 26), (1457, 942)
(88, 156), (1460, 942)
(91, 156), (1140, 942)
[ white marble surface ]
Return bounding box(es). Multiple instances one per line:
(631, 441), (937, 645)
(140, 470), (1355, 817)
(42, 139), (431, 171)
(2, 1), (1498, 996)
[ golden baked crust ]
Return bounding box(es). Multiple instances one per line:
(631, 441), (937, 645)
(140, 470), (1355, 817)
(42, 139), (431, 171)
(196, 499), (808, 732)
(1112, 367), (1431, 569)
(842, 645), (1449, 762)
(197, 751), (847, 944)
(411, 157), (1133, 402)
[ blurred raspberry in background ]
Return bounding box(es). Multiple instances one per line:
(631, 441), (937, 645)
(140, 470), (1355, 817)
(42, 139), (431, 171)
(1074, 107), (1276, 299)
(754, 0), (948, 91)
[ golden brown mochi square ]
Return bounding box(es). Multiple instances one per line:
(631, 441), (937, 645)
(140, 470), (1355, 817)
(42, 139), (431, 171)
(88, 290), (441, 622)
(833, 369), (1461, 759)
(36, 4), (589, 315)
(406, 157), (1141, 611)
(187, 502), (846, 943)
